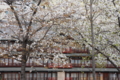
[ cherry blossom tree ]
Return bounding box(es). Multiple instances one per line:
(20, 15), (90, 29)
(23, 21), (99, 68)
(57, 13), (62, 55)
(71, 1), (120, 79)
(0, 0), (120, 80)
(0, 0), (77, 80)
(50, 0), (120, 79)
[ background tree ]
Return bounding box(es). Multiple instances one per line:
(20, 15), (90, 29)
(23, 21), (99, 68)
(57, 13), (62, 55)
(70, 0), (120, 73)
(49, 0), (120, 79)
(0, 0), (78, 80)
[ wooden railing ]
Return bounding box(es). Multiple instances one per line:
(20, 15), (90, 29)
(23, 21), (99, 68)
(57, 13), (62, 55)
(0, 62), (119, 68)
(62, 47), (89, 54)
(65, 77), (72, 80)
(0, 58), (120, 68)
(47, 63), (73, 68)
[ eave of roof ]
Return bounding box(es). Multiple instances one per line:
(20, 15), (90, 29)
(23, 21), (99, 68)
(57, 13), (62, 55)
(0, 67), (119, 72)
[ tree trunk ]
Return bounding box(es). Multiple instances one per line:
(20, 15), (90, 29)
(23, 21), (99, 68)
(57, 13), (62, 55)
(21, 54), (26, 80)
(21, 42), (27, 80)
(90, 0), (96, 80)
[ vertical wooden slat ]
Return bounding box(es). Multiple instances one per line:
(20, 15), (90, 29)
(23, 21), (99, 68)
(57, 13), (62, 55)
(118, 72), (120, 80)
(83, 73), (84, 80)
(3, 73), (4, 80)
(8, 58), (10, 66)
(1, 72), (3, 80)
(86, 73), (88, 80)
(47, 72), (48, 80)
(28, 59), (31, 66)
(0, 58), (1, 66)
(116, 73), (120, 80)
(36, 72), (37, 80)
(19, 72), (20, 80)
(100, 73), (103, 80)
(32, 72), (33, 80)
(56, 72), (58, 80)
(28, 72), (29, 80)
(15, 73), (16, 80)
(12, 59), (13, 66)
(103, 73), (109, 80)
(9, 73), (13, 79)
(77, 72), (78, 80)
(40, 72), (43, 79)
(3, 58), (5, 66)
(78, 72), (79, 80)
(88, 73), (89, 80)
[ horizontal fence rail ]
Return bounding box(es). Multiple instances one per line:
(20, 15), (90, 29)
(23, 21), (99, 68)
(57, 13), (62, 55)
(0, 58), (119, 68)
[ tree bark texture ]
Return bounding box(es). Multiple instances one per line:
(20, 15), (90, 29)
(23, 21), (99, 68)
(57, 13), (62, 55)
(21, 43), (27, 80)
(21, 55), (26, 80)
(90, 0), (96, 80)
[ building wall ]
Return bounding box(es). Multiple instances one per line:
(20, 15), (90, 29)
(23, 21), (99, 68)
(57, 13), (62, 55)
(0, 72), (120, 80)
(0, 40), (120, 80)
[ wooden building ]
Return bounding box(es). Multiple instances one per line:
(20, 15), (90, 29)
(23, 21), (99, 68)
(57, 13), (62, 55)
(0, 39), (120, 80)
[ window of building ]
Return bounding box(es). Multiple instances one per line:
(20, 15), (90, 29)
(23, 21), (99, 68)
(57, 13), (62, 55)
(0, 73), (2, 80)
(5, 59), (8, 65)
(109, 73), (118, 80)
(9, 59), (12, 66)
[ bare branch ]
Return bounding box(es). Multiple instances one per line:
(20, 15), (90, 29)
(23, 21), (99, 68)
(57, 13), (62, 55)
(37, 25), (52, 43)
(106, 39), (120, 53)
(118, 17), (120, 28)
(10, 5), (23, 32)
(0, 30), (3, 33)
(4, 0), (14, 5)
(26, 0), (42, 37)
(76, 30), (120, 72)
(111, 0), (120, 28)
(33, 26), (52, 49)
(7, 25), (20, 40)
(112, 0), (115, 6)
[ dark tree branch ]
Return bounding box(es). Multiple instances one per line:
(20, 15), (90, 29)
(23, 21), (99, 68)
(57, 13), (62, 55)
(10, 6), (23, 32)
(33, 25), (52, 48)
(26, 0), (42, 37)
(30, 14), (71, 38)
(118, 17), (120, 28)
(76, 31), (120, 72)
(93, 46), (120, 72)
(4, 0), (14, 5)
(37, 25), (52, 43)
(111, 0), (120, 28)
(0, 30), (3, 33)
(30, 27), (43, 37)
(4, 0), (23, 31)
(112, 0), (115, 6)
(106, 39), (120, 53)
(111, 44), (120, 53)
